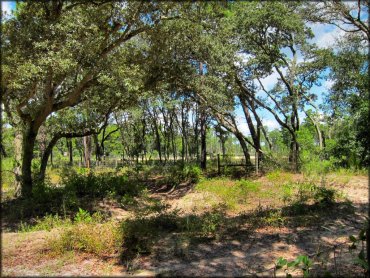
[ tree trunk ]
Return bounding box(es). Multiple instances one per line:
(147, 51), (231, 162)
(14, 129), (23, 197)
(200, 108), (207, 170)
(93, 134), (101, 162)
(39, 125), (47, 159)
(39, 135), (61, 181)
(83, 135), (92, 168)
(21, 125), (38, 198)
(235, 132), (252, 167)
(239, 95), (262, 159)
(67, 138), (73, 165)
(290, 139), (299, 173)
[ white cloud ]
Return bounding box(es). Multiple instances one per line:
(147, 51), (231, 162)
(323, 79), (334, 90)
(258, 70), (279, 91)
(235, 115), (281, 134)
(308, 22), (347, 49)
(262, 119), (280, 131)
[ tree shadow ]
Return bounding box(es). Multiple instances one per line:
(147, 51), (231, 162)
(119, 200), (367, 277)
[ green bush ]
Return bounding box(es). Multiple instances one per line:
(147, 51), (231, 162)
(313, 187), (336, 205)
(302, 158), (335, 176)
(163, 164), (202, 187)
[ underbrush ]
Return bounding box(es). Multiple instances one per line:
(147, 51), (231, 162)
(154, 164), (201, 188)
(48, 208), (121, 257)
(3, 169), (145, 225)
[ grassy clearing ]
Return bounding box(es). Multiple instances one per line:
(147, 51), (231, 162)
(194, 178), (262, 210)
(2, 164), (359, 273)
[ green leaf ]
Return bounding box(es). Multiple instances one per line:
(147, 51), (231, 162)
(354, 257), (369, 270)
(276, 257), (288, 268)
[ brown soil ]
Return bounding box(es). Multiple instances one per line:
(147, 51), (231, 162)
(2, 174), (368, 277)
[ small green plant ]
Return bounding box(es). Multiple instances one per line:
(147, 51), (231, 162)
(349, 223), (369, 273)
(313, 187), (336, 206)
(74, 208), (92, 223)
(275, 255), (312, 277)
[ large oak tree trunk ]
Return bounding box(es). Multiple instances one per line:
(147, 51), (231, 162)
(21, 125), (38, 198)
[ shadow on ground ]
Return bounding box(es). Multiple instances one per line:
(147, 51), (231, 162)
(120, 200), (367, 277)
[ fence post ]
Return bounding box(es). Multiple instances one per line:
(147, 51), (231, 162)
(217, 154), (221, 175)
(255, 151), (259, 175)
(115, 159), (118, 168)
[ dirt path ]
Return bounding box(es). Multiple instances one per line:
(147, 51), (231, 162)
(2, 175), (368, 277)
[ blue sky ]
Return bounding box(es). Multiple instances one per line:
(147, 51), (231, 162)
(1, 1), (16, 15)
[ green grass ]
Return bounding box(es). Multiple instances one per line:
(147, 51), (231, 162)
(1, 157), (16, 199)
(266, 170), (294, 185)
(195, 178), (262, 209)
(20, 214), (72, 232)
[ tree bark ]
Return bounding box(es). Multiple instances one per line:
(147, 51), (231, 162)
(83, 135), (92, 168)
(235, 132), (252, 167)
(21, 125), (38, 198)
(39, 134), (62, 181)
(200, 108), (207, 170)
(14, 129), (23, 197)
(67, 138), (73, 165)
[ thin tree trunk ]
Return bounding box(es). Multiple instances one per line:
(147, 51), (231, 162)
(67, 138), (73, 165)
(14, 129), (23, 197)
(83, 135), (92, 168)
(200, 108), (207, 170)
(235, 132), (252, 167)
(39, 135), (61, 181)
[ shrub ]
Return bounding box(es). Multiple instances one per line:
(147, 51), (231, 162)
(302, 158), (335, 176)
(313, 187), (336, 206)
(49, 208), (120, 256)
(50, 221), (121, 257)
(62, 170), (144, 199)
(164, 164), (202, 187)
